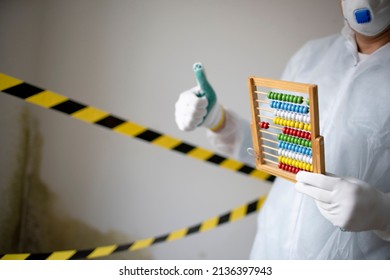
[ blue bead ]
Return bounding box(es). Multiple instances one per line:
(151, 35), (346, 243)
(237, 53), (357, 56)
(294, 105), (299, 112)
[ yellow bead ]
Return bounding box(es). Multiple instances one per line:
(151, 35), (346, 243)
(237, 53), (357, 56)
(308, 124), (311, 131)
(278, 155), (283, 162)
(299, 123), (304, 130)
(310, 165), (313, 172)
(295, 122), (300, 129)
(304, 124), (309, 131)
(299, 161), (304, 169)
(306, 163), (311, 171)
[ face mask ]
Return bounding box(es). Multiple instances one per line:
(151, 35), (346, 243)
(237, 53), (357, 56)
(341, 0), (390, 36)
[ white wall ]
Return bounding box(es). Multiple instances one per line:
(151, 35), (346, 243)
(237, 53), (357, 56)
(0, 0), (343, 259)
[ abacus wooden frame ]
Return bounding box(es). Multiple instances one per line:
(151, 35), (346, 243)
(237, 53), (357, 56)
(248, 77), (325, 182)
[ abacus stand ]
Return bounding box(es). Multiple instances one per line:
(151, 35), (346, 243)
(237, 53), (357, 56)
(248, 77), (325, 183)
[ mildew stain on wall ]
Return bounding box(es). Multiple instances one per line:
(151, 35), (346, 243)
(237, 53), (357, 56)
(0, 108), (151, 259)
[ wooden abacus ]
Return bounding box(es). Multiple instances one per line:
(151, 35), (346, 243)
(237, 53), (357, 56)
(248, 77), (325, 182)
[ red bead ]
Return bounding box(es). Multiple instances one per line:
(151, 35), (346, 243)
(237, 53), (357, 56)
(260, 122), (270, 129)
(307, 133), (311, 140)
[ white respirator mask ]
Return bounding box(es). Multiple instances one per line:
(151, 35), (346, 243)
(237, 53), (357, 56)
(341, 0), (390, 36)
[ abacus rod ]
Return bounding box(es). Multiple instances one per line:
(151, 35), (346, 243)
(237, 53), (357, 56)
(258, 124), (282, 130)
(258, 115), (273, 120)
(264, 158), (278, 165)
(254, 90), (309, 103)
(261, 144), (279, 152)
(256, 106), (273, 113)
(257, 100), (270, 104)
(261, 137), (278, 144)
(263, 151), (278, 159)
(260, 130), (278, 137)
(254, 90), (268, 95)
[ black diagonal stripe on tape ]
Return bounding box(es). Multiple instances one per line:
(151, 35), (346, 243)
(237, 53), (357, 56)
(172, 143), (195, 154)
(3, 82), (44, 99)
(152, 234), (169, 245)
(218, 212), (231, 225)
(187, 224), (201, 235)
(238, 165), (254, 175)
(52, 100), (86, 115)
(95, 115), (125, 129)
(136, 130), (162, 142)
(25, 253), (52, 260)
(265, 175), (275, 183)
(206, 154), (226, 164)
(113, 243), (133, 254)
(246, 200), (258, 215)
(69, 249), (94, 260)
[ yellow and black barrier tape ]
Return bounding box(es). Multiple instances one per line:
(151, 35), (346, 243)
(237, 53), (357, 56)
(0, 73), (274, 182)
(0, 195), (266, 260)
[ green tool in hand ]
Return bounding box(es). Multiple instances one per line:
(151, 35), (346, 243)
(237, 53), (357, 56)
(193, 62), (217, 125)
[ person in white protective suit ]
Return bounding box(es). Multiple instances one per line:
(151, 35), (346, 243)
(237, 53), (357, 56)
(175, 0), (390, 259)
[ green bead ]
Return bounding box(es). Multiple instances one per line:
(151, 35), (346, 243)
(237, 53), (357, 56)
(308, 141), (312, 148)
(282, 94), (287, 101)
(278, 134), (282, 140)
(288, 95), (294, 102)
(299, 96), (304, 104)
(267, 92), (272, 99)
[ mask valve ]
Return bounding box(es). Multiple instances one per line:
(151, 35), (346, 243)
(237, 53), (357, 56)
(354, 8), (371, 24)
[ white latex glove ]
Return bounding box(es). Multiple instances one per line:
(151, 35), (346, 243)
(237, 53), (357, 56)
(295, 171), (390, 232)
(175, 63), (225, 132)
(175, 87), (224, 132)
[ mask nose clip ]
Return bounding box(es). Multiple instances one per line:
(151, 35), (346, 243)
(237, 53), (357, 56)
(354, 8), (372, 24)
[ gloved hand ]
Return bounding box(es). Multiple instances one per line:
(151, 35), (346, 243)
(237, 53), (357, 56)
(175, 63), (225, 132)
(295, 171), (390, 232)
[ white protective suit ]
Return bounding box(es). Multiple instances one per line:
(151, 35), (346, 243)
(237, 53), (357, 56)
(207, 26), (390, 259)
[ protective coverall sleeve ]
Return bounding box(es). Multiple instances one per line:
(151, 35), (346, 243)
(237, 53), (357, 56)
(206, 109), (255, 166)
